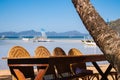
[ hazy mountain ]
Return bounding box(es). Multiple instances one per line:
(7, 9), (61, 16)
(18, 30), (41, 36)
(0, 31), (18, 36)
(0, 30), (88, 37)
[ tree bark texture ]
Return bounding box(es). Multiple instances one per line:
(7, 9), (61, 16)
(72, 0), (120, 78)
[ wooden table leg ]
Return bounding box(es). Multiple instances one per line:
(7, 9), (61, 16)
(92, 62), (112, 80)
(35, 65), (49, 80)
(101, 64), (112, 80)
(13, 69), (26, 80)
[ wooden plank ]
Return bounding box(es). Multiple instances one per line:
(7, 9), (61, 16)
(8, 64), (48, 67)
(49, 54), (106, 64)
(8, 58), (49, 64)
(7, 54), (106, 65)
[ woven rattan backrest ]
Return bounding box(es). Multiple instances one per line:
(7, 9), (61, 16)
(8, 46), (30, 58)
(68, 48), (83, 55)
(53, 47), (66, 56)
(68, 48), (86, 69)
(34, 46), (51, 57)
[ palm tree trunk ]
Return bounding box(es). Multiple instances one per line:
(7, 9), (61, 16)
(72, 0), (120, 77)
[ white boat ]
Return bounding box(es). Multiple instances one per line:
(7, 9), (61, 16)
(22, 38), (30, 41)
(33, 36), (51, 42)
(82, 40), (96, 46)
(0, 35), (5, 40)
(82, 36), (96, 46)
(33, 28), (52, 42)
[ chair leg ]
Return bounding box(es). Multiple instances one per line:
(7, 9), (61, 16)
(115, 74), (118, 80)
(84, 74), (99, 80)
(91, 74), (99, 80)
(109, 72), (118, 80)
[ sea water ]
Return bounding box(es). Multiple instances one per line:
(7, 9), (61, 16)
(0, 38), (104, 70)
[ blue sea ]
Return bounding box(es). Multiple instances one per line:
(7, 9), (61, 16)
(0, 37), (106, 70)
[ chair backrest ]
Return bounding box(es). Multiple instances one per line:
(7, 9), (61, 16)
(8, 46), (30, 58)
(53, 47), (66, 56)
(34, 46), (56, 78)
(68, 48), (82, 56)
(68, 48), (87, 73)
(34, 46), (51, 57)
(8, 46), (35, 79)
(53, 47), (72, 77)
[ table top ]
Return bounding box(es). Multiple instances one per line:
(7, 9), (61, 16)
(2, 54), (107, 66)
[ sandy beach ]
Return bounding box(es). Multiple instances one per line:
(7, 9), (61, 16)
(0, 70), (11, 80)
(0, 64), (117, 80)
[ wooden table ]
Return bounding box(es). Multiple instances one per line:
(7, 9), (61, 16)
(3, 54), (114, 80)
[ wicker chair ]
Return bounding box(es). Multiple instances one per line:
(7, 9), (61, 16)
(34, 46), (57, 80)
(68, 48), (99, 80)
(8, 46), (35, 80)
(53, 47), (76, 80)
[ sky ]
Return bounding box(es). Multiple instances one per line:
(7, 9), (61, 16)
(0, 0), (120, 33)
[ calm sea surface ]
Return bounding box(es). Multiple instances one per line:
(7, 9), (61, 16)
(0, 38), (105, 70)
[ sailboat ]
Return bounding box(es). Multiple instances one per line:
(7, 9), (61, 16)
(0, 35), (5, 40)
(82, 36), (96, 46)
(83, 40), (96, 46)
(33, 29), (52, 42)
(22, 37), (30, 41)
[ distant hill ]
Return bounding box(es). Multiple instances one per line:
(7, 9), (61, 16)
(109, 18), (120, 34)
(18, 30), (40, 36)
(0, 30), (88, 38)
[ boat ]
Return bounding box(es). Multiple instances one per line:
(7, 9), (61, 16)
(33, 29), (52, 42)
(82, 36), (96, 46)
(22, 38), (30, 41)
(0, 35), (5, 40)
(33, 36), (51, 42)
(82, 40), (96, 46)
